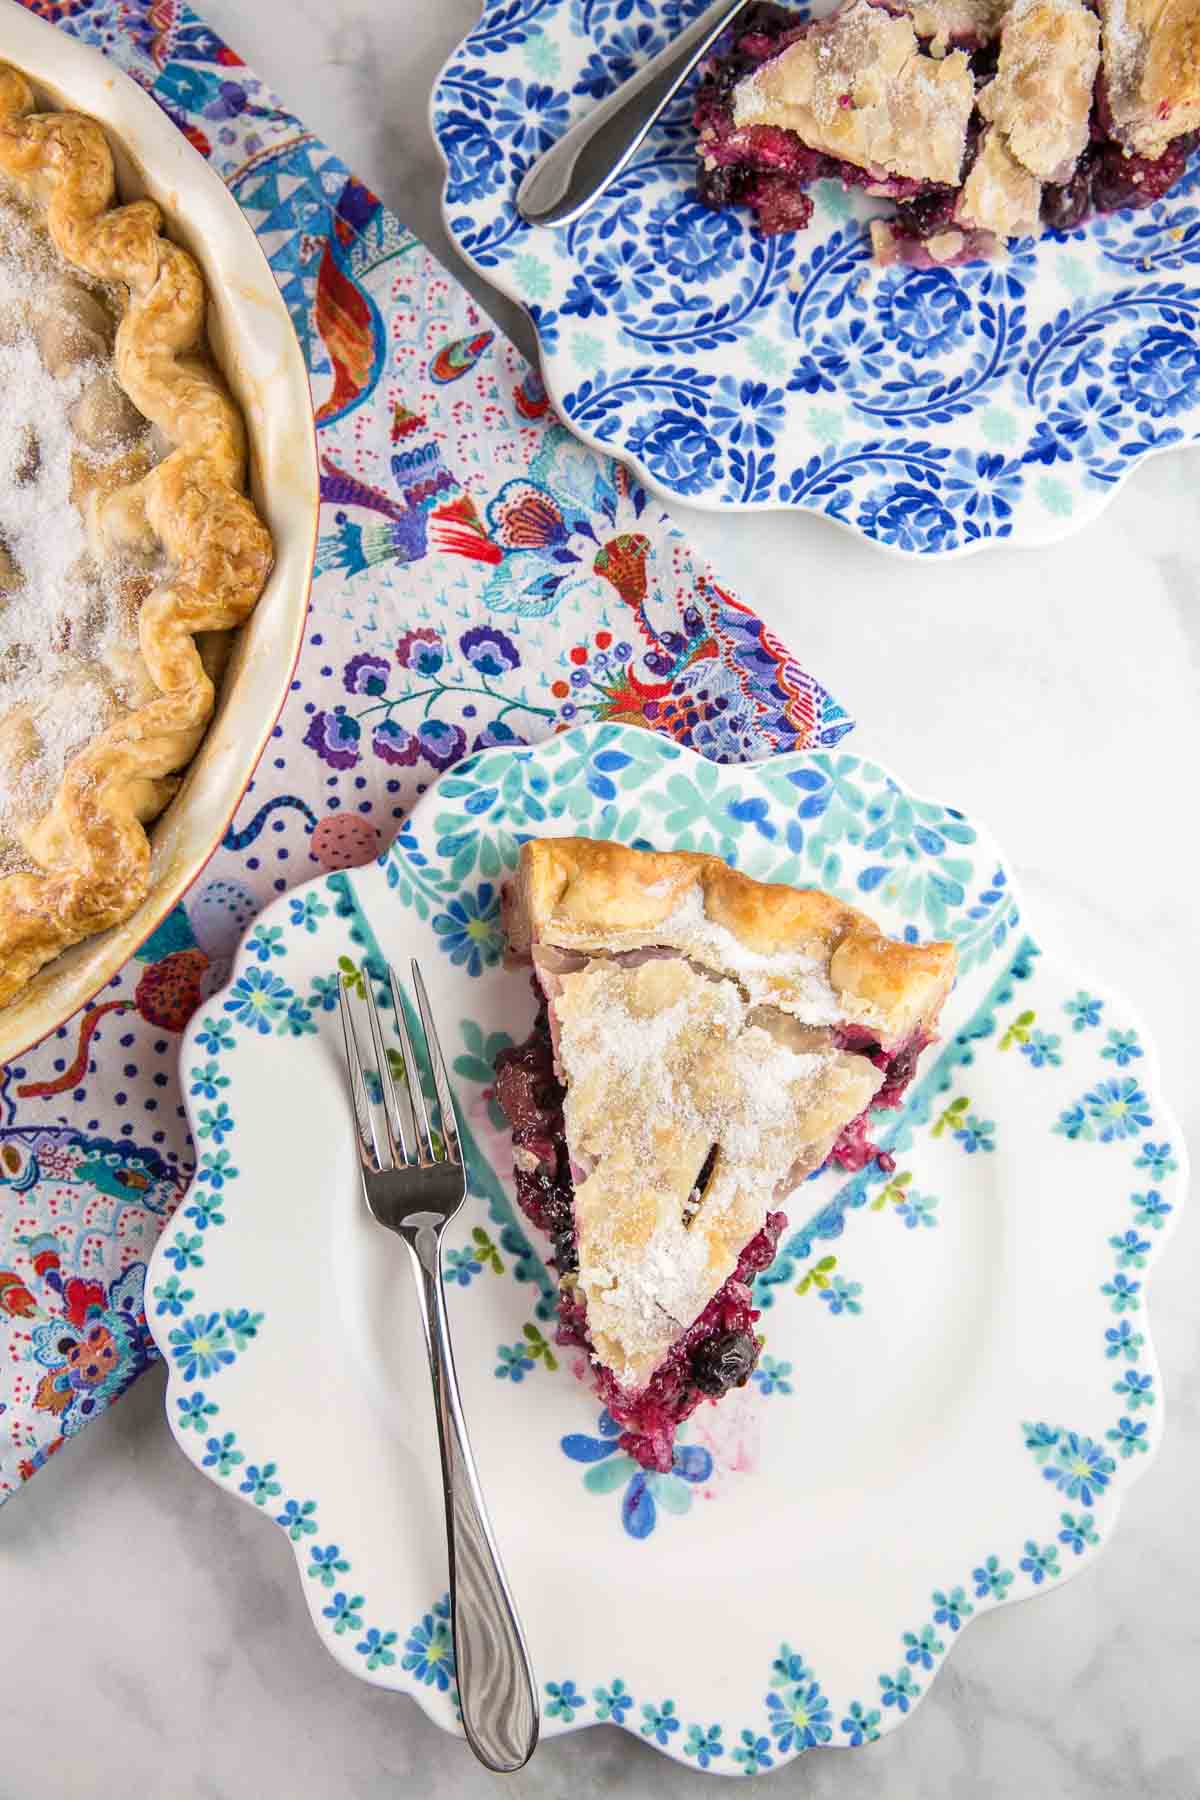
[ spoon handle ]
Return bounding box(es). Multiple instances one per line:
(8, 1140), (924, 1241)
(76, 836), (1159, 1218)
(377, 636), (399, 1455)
(515, 0), (748, 228)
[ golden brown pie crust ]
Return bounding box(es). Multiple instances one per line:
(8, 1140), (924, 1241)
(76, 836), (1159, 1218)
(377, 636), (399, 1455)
(506, 835), (957, 1046)
(0, 64), (272, 1007)
(1100, 0), (1200, 158)
(730, 0), (976, 188)
(978, 0), (1100, 184)
(957, 123), (1043, 238)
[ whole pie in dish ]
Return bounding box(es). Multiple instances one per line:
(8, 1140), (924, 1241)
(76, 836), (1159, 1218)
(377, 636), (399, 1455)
(0, 63), (273, 1007)
(494, 837), (956, 1471)
(693, 0), (1200, 265)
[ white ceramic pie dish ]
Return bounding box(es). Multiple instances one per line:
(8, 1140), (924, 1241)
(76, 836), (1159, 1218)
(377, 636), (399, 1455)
(0, 1), (318, 1064)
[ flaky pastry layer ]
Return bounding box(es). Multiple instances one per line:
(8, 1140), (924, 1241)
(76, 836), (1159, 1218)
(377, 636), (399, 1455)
(1100, 0), (1200, 159)
(505, 835), (957, 1047)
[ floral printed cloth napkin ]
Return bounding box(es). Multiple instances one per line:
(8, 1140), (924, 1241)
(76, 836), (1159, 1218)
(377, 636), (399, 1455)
(0, 0), (852, 1503)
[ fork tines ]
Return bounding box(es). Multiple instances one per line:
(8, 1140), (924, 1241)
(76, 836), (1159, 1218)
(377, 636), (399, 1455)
(338, 960), (462, 1173)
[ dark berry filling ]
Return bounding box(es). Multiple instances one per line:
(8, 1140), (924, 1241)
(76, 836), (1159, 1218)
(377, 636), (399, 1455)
(492, 1007), (577, 1275)
(693, 3), (1199, 251)
(1042, 127), (1199, 231)
(493, 985), (928, 1470)
(561, 1213), (785, 1470)
(832, 1022), (931, 1110)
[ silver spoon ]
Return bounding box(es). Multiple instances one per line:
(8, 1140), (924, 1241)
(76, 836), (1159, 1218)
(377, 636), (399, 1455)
(515, 0), (749, 228)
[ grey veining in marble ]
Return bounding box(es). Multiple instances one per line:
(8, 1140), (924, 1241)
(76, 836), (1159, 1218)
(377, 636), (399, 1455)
(2, 2), (1198, 1795)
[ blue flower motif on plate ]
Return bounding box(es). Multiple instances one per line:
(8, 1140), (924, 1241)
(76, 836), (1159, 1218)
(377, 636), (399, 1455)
(1021, 1029), (1062, 1068)
(1129, 1188), (1168, 1231)
(752, 1354), (793, 1395)
(641, 1699), (680, 1744)
(403, 1598), (454, 1689)
(593, 1679), (633, 1724)
(684, 1722), (724, 1766)
(625, 404), (723, 499)
(1104, 1320), (1144, 1360)
(1106, 1416), (1150, 1458)
(168, 1312), (236, 1382)
(708, 376), (786, 449)
(432, 882), (501, 977)
(902, 1624), (943, 1671)
(972, 1555), (1014, 1600)
(1058, 1510), (1100, 1555)
(1041, 1432), (1116, 1506)
(1112, 1369), (1154, 1410)
(561, 1408), (713, 1538)
(766, 1676), (832, 1750)
(875, 267), (974, 359)
(1084, 1077), (1153, 1141)
(223, 968), (294, 1033)
(1110, 325), (1200, 419)
(1134, 1141), (1178, 1180)
(931, 1586), (973, 1631)
(879, 1667), (920, 1713)
(842, 1701), (882, 1745)
(1019, 1539), (1060, 1584)
(322, 1590), (364, 1635)
(731, 1729), (774, 1771)
(308, 1544), (350, 1588)
(1064, 991), (1103, 1030)
(489, 78), (570, 156)
(441, 108), (509, 207)
(644, 194), (742, 285)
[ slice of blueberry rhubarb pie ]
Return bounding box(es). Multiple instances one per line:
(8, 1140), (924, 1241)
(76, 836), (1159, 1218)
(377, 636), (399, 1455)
(493, 838), (956, 1472)
(692, 0), (1200, 266)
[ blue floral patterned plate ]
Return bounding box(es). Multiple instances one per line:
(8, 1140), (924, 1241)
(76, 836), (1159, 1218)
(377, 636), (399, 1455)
(149, 725), (1183, 1769)
(430, 0), (1200, 554)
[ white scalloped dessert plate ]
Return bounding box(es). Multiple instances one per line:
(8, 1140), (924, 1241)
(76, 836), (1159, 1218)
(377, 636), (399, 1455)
(148, 724), (1184, 1771)
(431, 0), (1200, 555)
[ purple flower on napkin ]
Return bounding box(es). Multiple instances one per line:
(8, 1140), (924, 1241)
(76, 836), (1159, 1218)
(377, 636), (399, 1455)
(471, 722), (527, 753)
(417, 719), (467, 771)
(303, 707), (361, 770)
(459, 625), (520, 677)
(396, 628), (444, 676)
(371, 719), (421, 766)
(343, 652), (390, 697)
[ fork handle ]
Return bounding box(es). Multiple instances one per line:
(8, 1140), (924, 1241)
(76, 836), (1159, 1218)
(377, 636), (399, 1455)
(403, 1221), (539, 1772)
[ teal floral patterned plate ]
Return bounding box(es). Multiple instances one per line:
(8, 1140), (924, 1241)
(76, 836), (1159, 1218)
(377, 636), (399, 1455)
(149, 725), (1184, 1771)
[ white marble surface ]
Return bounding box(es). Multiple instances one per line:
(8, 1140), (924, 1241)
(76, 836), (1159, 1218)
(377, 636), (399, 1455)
(4, 3), (1199, 1795)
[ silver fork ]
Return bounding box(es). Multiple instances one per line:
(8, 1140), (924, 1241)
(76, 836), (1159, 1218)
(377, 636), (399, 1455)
(338, 959), (538, 1772)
